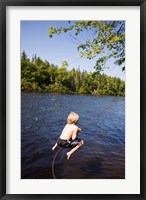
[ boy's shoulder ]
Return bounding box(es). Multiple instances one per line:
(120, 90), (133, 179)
(66, 123), (78, 129)
(73, 124), (78, 129)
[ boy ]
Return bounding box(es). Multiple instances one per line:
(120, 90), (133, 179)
(52, 112), (84, 160)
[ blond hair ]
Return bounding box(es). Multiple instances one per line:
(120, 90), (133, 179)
(67, 112), (79, 124)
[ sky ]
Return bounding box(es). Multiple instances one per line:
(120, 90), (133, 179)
(21, 21), (125, 80)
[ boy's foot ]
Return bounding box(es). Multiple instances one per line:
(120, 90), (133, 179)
(67, 152), (71, 160)
(52, 146), (56, 151)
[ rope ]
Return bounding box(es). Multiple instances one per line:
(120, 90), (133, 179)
(52, 147), (62, 179)
(51, 97), (120, 179)
(80, 98), (119, 130)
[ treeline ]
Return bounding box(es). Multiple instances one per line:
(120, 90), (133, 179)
(21, 51), (125, 96)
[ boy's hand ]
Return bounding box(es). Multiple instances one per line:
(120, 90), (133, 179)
(78, 128), (81, 132)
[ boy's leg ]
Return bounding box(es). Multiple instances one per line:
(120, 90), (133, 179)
(67, 140), (84, 160)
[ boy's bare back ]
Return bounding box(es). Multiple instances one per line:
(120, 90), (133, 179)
(59, 124), (79, 140)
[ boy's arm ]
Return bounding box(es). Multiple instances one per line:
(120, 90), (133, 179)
(52, 143), (58, 151)
(72, 126), (81, 140)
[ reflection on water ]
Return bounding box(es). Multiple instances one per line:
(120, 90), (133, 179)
(21, 92), (125, 179)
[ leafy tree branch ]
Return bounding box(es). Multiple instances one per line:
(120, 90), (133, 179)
(48, 21), (125, 72)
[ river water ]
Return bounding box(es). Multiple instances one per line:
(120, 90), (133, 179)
(21, 92), (125, 179)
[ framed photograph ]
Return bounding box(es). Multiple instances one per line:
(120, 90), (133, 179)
(0, 0), (145, 199)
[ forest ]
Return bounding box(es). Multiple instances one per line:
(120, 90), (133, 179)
(21, 51), (125, 96)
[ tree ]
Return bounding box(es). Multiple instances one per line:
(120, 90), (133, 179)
(21, 51), (125, 96)
(21, 50), (29, 61)
(48, 21), (125, 72)
(61, 60), (69, 68)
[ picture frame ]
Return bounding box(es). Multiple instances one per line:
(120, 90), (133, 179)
(0, 0), (145, 199)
